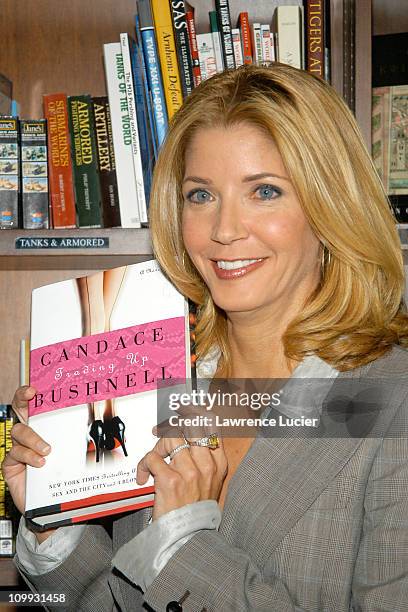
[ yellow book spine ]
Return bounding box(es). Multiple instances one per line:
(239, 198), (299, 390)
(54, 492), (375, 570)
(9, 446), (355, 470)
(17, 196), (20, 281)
(151, 0), (183, 119)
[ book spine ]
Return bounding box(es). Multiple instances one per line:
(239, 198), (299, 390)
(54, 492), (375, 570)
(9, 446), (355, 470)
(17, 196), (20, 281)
(103, 43), (141, 228)
(138, 0), (169, 149)
(238, 12), (252, 65)
(151, 0), (184, 119)
(186, 9), (202, 86)
(232, 29), (244, 68)
(214, 0), (235, 70)
(92, 97), (121, 228)
(209, 10), (225, 73)
(276, 6), (302, 69)
(43, 94), (77, 228)
(120, 33), (147, 224)
(261, 25), (272, 63)
(20, 119), (49, 229)
(133, 16), (155, 196)
(305, 0), (325, 78)
(67, 95), (103, 228)
(252, 23), (262, 64)
(197, 33), (217, 82)
(0, 117), (20, 229)
(170, 0), (194, 98)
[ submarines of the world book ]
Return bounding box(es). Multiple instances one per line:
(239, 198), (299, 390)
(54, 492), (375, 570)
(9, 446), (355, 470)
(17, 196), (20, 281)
(25, 260), (193, 530)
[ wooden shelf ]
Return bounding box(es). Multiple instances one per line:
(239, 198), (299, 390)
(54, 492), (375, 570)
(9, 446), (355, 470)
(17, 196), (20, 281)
(0, 228), (153, 270)
(0, 557), (20, 587)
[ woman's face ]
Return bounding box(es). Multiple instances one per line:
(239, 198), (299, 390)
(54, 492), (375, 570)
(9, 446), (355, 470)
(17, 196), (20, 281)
(181, 123), (321, 316)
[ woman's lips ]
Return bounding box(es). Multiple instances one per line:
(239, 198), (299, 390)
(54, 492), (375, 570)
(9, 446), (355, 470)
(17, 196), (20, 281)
(211, 258), (266, 279)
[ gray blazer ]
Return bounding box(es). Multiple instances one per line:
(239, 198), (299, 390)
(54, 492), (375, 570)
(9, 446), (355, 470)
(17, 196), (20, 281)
(14, 345), (408, 611)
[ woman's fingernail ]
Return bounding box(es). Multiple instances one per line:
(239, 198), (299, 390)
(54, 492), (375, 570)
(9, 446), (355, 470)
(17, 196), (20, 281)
(37, 442), (50, 453)
(37, 456), (46, 465)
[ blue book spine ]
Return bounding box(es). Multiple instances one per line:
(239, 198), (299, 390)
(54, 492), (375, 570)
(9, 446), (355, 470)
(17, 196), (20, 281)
(135, 14), (158, 160)
(139, 27), (168, 148)
(130, 35), (154, 204)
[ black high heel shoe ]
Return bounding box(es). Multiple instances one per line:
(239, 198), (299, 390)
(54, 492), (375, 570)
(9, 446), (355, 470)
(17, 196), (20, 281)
(104, 416), (128, 457)
(87, 419), (104, 463)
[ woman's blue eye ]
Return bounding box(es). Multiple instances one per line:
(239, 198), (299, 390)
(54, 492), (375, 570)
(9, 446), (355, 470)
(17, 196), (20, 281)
(186, 189), (212, 203)
(255, 184), (281, 200)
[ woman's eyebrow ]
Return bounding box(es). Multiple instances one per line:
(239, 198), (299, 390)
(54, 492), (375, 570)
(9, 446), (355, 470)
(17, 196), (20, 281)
(183, 176), (212, 185)
(242, 172), (290, 182)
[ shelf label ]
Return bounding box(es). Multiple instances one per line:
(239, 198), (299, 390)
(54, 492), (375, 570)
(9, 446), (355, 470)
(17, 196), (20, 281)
(15, 237), (110, 249)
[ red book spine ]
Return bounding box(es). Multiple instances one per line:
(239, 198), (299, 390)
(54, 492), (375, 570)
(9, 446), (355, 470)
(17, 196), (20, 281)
(238, 12), (253, 64)
(186, 10), (202, 86)
(43, 93), (77, 228)
(305, 0), (325, 78)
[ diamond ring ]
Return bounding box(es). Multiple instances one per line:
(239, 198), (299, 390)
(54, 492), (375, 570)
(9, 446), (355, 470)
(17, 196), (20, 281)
(168, 442), (191, 460)
(189, 433), (220, 450)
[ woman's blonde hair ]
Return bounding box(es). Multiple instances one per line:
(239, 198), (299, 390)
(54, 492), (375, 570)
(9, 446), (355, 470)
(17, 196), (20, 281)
(149, 63), (408, 373)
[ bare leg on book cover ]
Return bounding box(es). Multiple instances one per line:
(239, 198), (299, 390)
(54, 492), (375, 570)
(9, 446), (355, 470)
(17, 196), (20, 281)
(76, 267), (128, 463)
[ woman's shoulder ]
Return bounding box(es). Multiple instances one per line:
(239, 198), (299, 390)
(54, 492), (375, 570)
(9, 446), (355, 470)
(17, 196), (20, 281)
(361, 344), (408, 379)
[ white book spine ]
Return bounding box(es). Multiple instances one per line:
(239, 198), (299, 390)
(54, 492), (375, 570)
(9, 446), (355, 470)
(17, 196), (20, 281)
(232, 29), (244, 68)
(103, 43), (141, 228)
(261, 25), (272, 63)
(276, 6), (302, 69)
(211, 31), (224, 73)
(252, 23), (262, 65)
(270, 33), (276, 62)
(120, 33), (147, 224)
(197, 33), (217, 81)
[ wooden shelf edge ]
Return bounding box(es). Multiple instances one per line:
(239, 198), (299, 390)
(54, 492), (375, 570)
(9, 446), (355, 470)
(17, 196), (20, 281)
(0, 557), (19, 587)
(0, 228), (153, 270)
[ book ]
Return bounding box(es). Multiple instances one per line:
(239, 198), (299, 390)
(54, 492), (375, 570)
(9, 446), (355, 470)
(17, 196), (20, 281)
(0, 117), (20, 229)
(151, 0), (184, 119)
(185, 3), (202, 86)
(197, 33), (218, 82)
(0, 404), (15, 556)
(120, 33), (148, 225)
(372, 33), (408, 87)
(137, 0), (169, 149)
(92, 97), (121, 228)
(260, 24), (272, 64)
(305, 0), (325, 78)
(67, 95), (103, 228)
(25, 259), (193, 530)
(209, 10), (225, 74)
(104, 43), (141, 228)
(170, 0), (194, 98)
(20, 119), (50, 229)
(232, 29), (244, 68)
(237, 12), (252, 65)
(0, 74), (12, 116)
(276, 5), (303, 70)
(252, 23), (262, 65)
(215, 0), (235, 70)
(43, 93), (77, 229)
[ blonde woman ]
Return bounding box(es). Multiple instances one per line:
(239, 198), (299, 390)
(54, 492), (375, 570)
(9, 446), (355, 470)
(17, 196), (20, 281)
(4, 64), (408, 611)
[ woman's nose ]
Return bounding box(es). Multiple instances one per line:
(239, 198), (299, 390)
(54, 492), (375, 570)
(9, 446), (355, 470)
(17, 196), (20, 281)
(210, 198), (248, 245)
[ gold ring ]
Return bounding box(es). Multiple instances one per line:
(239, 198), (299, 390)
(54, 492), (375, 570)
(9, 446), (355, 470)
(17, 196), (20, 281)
(189, 433), (220, 450)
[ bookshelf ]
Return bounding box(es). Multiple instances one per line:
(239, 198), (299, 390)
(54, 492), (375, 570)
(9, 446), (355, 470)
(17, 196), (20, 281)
(0, 0), (406, 590)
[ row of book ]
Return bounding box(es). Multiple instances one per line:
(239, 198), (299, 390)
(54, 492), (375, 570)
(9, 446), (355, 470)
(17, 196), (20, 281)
(0, 1), (328, 229)
(0, 405), (16, 557)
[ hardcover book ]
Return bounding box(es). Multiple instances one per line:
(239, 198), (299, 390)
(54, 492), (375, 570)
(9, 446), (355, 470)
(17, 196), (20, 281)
(0, 117), (20, 229)
(185, 3), (202, 86)
(104, 43), (141, 228)
(237, 12), (252, 65)
(120, 33), (148, 225)
(305, 0), (325, 78)
(67, 95), (103, 228)
(43, 93), (77, 229)
(151, 0), (184, 119)
(92, 97), (121, 228)
(275, 5), (303, 70)
(170, 0), (194, 98)
(137, 0), (169, 150)
(209, 10), (225, 74)
(25, 260), (193, 530)
(196, 33), (217, 82)
(20, 119), (49, 229)
(214, 0), (235, 70)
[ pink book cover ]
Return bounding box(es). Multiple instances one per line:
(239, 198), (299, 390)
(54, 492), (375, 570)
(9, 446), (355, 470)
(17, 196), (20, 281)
(25, 260), (191, 530)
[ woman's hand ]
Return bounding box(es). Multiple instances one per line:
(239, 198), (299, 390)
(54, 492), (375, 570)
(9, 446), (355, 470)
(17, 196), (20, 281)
(137, 433), (228, 521)
(1, 386), (55, 542)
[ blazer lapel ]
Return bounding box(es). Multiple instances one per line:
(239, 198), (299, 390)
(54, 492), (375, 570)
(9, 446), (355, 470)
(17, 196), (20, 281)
(219, 358), (395, 569)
